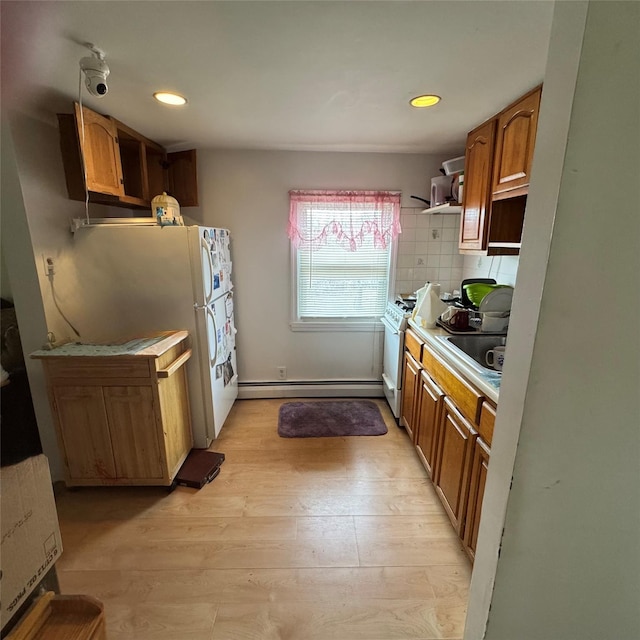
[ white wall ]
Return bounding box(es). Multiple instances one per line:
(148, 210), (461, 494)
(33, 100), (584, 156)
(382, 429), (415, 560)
(190, 149), (443, 384)
(466, 2), (640, 638)
(1, 118), (64, 478)
(2, 109), (151, 480)
(7, 110), (130, 344)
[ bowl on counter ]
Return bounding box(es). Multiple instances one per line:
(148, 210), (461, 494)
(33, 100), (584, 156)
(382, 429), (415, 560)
(463, 283), (512, 308)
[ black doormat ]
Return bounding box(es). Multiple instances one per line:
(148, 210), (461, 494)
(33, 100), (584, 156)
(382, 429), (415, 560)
(175, 449), (225, 489)
(278, 400), (388, 438)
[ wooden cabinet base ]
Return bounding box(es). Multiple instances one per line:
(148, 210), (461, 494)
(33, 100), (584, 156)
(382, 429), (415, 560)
(32, 331), (193, 487)
(407, 328), (498, 564)
(6, 592), (105, 640)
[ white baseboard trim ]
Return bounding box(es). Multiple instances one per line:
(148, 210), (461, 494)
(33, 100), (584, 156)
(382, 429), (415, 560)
(238, 381), (384, 400)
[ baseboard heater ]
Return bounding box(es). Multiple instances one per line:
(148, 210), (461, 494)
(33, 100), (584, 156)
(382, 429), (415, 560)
(238, 380), (383, 400)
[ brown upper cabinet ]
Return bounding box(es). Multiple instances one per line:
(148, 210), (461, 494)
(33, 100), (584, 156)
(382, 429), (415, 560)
(58, 103), (198, 211)
(492, 86), (542, 199)
(459, 85), (542, 256)
(459, 118), (497, 252)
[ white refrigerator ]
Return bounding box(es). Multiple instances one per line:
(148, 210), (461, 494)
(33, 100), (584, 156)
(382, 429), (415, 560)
(72, 223), (238, 447)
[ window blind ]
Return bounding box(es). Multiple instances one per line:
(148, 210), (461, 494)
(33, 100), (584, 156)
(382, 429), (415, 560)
(297, 222), (391, 318)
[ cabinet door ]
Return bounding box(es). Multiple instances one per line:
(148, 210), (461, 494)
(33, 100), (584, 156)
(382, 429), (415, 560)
(459, 119), (496, 251)
(415, 371), (444, 479)
(167, 150), (199, 207)
(158, 369), (193, 475)
(104, 386), (164, 479)
(74, 104), (124, 197)
(52, 386), (116, 481)
(492, 86), (542, 198)
(400, 352), (421, 442)
(434, 397), (477, 534)
(463, 437), (491, 561)
(478, 401), (496, 446)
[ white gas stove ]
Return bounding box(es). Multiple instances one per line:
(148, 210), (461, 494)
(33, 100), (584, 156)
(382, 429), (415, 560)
(383, 300), (411, 331)
(380, 299), (413, 419)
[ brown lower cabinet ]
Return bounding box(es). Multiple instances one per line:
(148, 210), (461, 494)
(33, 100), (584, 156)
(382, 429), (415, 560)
(403, 327), (497, 562)
(434, 398), (477, 536)
(400, 328), (424, 443)
(400, 352), (421, 442)
(414, 371), (444, 479)
(464, 437), (491, 560)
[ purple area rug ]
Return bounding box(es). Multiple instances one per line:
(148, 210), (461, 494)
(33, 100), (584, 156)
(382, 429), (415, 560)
(278, 401), (388, 438)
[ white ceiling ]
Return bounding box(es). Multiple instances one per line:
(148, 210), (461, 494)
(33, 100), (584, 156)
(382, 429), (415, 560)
(1, 1), (554, 156)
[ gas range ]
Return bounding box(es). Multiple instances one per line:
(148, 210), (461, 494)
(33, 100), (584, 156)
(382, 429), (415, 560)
(381, 297), (415, 420)
(394, 297), (416, 313)
(382, 298), (413, 332)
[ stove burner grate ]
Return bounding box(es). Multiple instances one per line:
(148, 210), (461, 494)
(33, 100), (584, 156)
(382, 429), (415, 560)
(394, 296), (416, 312)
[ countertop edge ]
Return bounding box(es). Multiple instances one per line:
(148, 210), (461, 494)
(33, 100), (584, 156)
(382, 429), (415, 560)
(407, 319), (500, 404)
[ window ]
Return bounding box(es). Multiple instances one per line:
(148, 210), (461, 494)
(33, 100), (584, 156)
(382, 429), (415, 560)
(288, 190), (401, 330)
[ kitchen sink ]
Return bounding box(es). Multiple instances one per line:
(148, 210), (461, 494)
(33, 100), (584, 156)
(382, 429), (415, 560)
(434, 334), (507, 375)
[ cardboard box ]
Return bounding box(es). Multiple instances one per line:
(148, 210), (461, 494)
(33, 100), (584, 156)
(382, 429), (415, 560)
(0, 455), (62, 630)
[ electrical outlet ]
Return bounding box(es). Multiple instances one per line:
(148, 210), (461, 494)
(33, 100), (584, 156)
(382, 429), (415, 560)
(277, 366), (287, 380)
(43, 256), (55, 276)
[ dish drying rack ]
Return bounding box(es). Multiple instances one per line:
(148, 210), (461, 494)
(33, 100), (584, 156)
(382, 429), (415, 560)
(437, 310), (509, 335)
(437, 312), (481, 334)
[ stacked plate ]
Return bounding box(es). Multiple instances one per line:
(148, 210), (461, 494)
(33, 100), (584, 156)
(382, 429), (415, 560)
(478, 286), (514, 313)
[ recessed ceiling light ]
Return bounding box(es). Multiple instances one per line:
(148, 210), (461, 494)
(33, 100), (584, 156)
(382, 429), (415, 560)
(409, 94), (441, 108)
(153, 92), (187, 106)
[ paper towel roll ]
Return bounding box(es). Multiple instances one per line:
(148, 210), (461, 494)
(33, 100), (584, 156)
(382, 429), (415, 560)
(413, 283), (447, 329)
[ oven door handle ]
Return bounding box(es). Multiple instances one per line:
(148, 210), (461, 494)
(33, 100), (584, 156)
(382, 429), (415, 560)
(381, 373), (396, 392)
(380, 317), (400, 334)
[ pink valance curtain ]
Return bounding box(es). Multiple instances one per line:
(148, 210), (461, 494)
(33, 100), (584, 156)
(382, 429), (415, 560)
(288, 190), (401, 251)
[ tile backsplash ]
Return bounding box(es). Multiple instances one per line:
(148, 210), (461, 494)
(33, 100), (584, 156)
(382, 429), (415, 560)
(395, 207), (464, 296)
(462, 254), (519, 287)
(395, 207), (519, 297)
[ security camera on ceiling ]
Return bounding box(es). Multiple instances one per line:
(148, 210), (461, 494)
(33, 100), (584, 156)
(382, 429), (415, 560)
(80, 43), (109, 97)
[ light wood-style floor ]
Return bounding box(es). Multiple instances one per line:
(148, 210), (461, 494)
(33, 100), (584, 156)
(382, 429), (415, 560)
(55, 398), (471, 640)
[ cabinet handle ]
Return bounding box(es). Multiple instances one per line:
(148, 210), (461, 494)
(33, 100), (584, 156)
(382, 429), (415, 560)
(157, 349), (192, 378)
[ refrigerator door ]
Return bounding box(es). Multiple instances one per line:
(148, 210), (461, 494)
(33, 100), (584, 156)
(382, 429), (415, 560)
(190, 227), (238, 439)
(199, 227), (232, 303)
(204, 292), (238, 437)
